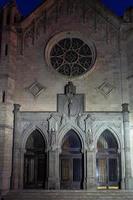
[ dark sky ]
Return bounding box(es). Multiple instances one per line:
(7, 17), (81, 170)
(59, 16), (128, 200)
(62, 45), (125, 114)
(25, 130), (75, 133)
(0, 0), (133, 17)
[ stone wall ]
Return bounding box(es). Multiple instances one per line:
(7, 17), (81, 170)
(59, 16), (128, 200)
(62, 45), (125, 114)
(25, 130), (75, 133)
(14, 0), (123, 112)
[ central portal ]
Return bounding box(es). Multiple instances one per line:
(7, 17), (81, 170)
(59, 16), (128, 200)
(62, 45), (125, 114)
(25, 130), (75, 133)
(60, 129), (83, 189)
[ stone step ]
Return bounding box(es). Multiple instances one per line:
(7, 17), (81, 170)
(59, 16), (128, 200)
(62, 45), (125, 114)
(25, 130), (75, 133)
(3, 190), (133, 200)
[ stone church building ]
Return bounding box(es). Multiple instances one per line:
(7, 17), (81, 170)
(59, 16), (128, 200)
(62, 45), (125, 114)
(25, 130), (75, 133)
(0, 0), (133, 196)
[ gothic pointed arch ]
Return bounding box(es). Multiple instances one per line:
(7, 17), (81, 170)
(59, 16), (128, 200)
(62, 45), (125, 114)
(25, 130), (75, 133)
(97, 129), (118, 151)
(60, 129), (83, 189)
(24, 129), (47, 189)
(25, 130), (46, 152)
(96, 129), (121, 189)
(61, 129), (82, 153)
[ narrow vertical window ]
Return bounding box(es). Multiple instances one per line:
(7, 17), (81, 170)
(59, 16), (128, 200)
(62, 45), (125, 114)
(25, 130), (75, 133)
(0, 11), (3, 57)
(6, 11), (11, 25)
(2, 91), (5, 103)
(5, 44), (8, 56)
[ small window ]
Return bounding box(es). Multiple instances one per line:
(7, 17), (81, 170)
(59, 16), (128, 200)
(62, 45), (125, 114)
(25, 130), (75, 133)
(6, 11), (11, 25)
(5, 44), (8, 56)
(2, 91), (5, 103)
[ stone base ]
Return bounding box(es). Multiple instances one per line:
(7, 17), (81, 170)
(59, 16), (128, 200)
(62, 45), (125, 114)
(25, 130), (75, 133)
(48, 178), (60, 190)
(125, 177), (133, 189)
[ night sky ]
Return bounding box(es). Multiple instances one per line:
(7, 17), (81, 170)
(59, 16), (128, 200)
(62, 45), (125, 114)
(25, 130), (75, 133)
(0, 0), (133, 17)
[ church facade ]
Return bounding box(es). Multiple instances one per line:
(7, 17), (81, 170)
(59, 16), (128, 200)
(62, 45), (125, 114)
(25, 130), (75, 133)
(0, 0), (133, 195)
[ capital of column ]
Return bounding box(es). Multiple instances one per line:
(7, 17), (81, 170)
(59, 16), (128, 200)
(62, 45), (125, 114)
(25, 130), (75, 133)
(122, 103), (129, 113)
(13, 104), (21, 113)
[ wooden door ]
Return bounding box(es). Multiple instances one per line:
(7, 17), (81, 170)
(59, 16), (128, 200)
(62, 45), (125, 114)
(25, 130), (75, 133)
(60, 154), (83, 189)
(24, 154), (46, 189)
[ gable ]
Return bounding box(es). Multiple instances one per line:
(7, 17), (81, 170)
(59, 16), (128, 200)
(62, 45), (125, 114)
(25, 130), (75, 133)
(15, 0), (121, 55)
(20, 0), (121, 28)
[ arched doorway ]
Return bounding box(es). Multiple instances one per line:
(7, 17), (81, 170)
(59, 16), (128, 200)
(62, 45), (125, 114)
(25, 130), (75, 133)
(96, 130), (121, 189)
(60, 129), (83, 189)
(24, 130), (47, 189)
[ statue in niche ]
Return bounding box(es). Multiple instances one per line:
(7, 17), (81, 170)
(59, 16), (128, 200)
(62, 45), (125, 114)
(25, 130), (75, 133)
(86, 128), (94, 151)
(67, 97), (73, 117)
(65, 81), (76, 96)
(84, 114), (94, 150)
(76, 113), (85, 131)
(47, 114), (57, 149)
(65, 81), (76, 117)
(49, 128), (56, 148)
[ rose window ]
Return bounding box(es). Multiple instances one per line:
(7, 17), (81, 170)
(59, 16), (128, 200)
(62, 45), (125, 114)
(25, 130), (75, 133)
(49, 37), (96, 77)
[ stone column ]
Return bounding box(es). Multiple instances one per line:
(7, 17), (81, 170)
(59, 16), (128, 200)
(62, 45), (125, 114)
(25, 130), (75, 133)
(11, 104), (21, 189)
(86, 150), (96, 190)
(83, 150), (87, 189)
(19, 148), (25, 189)
(47, 114), (60, 189)
(54, 147), (60, 189)
(122, 103), (132, 189)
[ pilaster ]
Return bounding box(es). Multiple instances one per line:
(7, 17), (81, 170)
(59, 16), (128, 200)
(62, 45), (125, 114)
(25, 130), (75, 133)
(86, 150), (96, 190)
(122, 103), (133, 189)
(47, 147), (60, 189)
(11, 104), (21, 189)
(0, 103), (14, 195)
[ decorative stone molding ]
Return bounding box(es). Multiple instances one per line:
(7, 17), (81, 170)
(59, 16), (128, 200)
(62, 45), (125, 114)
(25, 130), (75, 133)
(26, 81), (46, 97)
(47, 114), (58, 132)
(96, 80), (115, 97)
(19, 0), (120, 54)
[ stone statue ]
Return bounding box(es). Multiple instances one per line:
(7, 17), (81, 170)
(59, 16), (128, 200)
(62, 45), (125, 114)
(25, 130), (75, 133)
(76, 113), (85, 131)
(47, 114), (57, 149)
(67, 97), (73, 117)
(86, 128), (94, 151)
(49, 128), (56, 147)
(60, 113), (67, 127)
(64, 81), (76, 96)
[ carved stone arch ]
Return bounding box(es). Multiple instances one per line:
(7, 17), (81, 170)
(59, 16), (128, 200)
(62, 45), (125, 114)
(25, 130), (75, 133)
(21, 124), (48, 151)
(94, 126), (121, 151)
(96, 127), (121, 189)
(59, 124), (85, 189)
(57, 123), (86, 151)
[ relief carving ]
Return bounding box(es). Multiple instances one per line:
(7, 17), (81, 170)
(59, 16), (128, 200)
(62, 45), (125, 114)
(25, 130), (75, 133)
(26, 81), (46, 98)
(96, 80), (115, 98)
(21, 121), (31, 133)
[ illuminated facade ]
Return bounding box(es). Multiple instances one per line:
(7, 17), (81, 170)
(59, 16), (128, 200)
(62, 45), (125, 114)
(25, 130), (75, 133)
(0, 0), (133, 195)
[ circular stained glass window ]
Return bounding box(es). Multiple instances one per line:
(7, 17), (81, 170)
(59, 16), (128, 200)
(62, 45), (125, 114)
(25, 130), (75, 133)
(45, 33), (96, 77)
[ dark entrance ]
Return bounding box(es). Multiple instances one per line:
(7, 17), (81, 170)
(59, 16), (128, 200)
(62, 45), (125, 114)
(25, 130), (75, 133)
(60, 129), (83, 189)
(24, 130), (47, 189)
(96, 130), (121, 189)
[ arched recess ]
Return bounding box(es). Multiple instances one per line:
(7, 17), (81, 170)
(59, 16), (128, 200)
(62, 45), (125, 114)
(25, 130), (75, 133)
(24, 130), (47, 189)
(57, 123), (85, 151)
(96, 129), (121, 189)
(60, 129), (84, 189)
